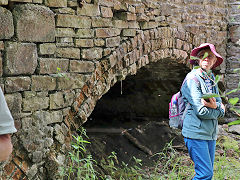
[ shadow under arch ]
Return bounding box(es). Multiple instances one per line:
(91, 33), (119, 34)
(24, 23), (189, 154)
(84, 59), (190, 128)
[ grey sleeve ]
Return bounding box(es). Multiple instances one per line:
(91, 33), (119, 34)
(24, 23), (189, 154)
(0, 88), (17, 135)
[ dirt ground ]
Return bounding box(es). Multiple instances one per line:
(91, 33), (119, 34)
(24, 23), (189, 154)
(84, 120), (185, 167)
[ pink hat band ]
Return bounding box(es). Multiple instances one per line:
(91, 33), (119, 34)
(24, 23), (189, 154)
(190, 43), (223, 69)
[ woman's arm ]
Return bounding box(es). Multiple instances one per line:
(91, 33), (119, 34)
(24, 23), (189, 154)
(0, 134), (13, 161)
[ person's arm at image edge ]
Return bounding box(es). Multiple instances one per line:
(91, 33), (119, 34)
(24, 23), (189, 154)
(0, 88), (17, 162)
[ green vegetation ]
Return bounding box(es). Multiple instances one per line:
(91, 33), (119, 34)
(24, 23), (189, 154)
(61, 128), (240, 180)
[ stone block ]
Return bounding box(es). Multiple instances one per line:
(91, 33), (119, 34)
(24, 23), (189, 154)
(128, 21), (140, 28)
(5, 92), (22, 116)
(45, 0), (67, 7)
(13, 4), (55, 42)
(39, 58), (69, 74)
(75, 39), (94, 47)
(0, 7), (14, 39)
(113, 20), (128, 28)
(50, 92), (64, 109)
(77, 3), (100, 16)
(56, 73), (89, 90)
(54, 123), (68, 144)
(95, 28), (121, 38)
(69, 60), (95, 73)
(106, 36), (121, 47)
(39, 43), (56, 55)
(56, 14), (91, 28)
(94, 39), (105, 46)
(5, 77), (31, 93)
(54, 7), (75, 14)
(139, 21), (158, 30)
(31, 76), (56, 91)
(100, 6), (113, 18)
(92, 17), (113, 27)
(4, 42), (38, 75)
(0, 0), (8, 5)
(113, 1), (128, 11)
(56, 47), (80, 59)
(33, 0), (43, 3)
(122, 29), (136, 37)
(67, 0), (78, 7)
(135, 4), (144, 14)
(56, 28), (75, 37)
(94, 0), (113, 7)
(75, 29), (94, 38)
(229, 25), (240, 43)
(33, 110), (63, 125)
(56, 37), (73, 44)
(81, 47), (103, 60)
(10, 0), (31, 2)
(23, 92), (49, 111)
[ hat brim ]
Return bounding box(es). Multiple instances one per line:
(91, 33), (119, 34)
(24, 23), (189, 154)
(190, 43), (223, 69)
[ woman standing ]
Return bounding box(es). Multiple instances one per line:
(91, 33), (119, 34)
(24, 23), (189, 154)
(181, 43), (225, 179)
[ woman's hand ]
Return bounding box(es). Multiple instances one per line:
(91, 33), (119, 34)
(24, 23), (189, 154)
(201, 97), (217, 109)
(0, 134), (13, 162)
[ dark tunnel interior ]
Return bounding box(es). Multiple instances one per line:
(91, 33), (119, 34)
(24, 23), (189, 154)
(84, 59), (190, 128)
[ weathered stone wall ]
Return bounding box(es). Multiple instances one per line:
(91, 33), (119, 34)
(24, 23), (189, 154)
(226, 0), (240, 121)
(0, 0), (233, 179)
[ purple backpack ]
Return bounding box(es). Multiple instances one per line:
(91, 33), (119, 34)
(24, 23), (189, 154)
(169, 76), (199, 129)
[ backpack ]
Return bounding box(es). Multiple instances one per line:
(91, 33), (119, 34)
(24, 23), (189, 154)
(169, 76), (199, 129)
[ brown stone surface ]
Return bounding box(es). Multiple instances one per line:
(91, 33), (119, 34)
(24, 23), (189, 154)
(95, 28), (121, 38)
(39, 58), (69, 74)
(13, 4), (55, 42)
(0, 0), (8, 5)
(5, 92), (22, 116)
(77, 3), (100, 16)
(31, 75), (56, 91)
(56, 14), (91, 28)
(0, 7), (14, 39)
(4, 42), (38, 75)
(39, 43), (56, 55)
(56, 47), (80, 59)
(23, 92), (49, 111)
(69, 60), (95, 73)
(5, 77), (31, 93)
(101, 6), (113, 18)
(44, 0), (67, 7)
(81, 47), (103, 60)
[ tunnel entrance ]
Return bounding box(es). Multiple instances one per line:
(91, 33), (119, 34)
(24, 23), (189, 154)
(83, 60), (190, 167)
(85, 59), (190, 128)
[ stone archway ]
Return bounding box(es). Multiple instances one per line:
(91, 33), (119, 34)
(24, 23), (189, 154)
(0, 0), (231, 179)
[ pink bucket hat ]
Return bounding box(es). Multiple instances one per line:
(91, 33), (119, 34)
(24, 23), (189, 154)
(190, 43), (223, 69)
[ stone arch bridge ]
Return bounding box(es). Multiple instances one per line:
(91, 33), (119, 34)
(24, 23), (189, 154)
(0, 0), (239, 179)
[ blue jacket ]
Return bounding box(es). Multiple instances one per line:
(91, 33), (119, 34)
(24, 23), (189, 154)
(181, 69), (225, 140)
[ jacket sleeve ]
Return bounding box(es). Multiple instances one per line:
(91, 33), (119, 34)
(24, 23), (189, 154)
(182, 78), (222, 120)
(0, 88), (17, 135)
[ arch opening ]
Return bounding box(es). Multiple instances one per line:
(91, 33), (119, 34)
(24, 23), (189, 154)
(84, 59), (190, 128)
(82, 59), (190, 166)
